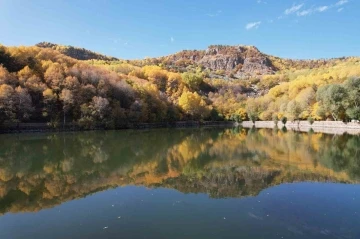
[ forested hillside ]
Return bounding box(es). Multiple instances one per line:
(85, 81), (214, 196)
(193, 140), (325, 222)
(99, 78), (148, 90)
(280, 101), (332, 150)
(0, 43), (359, 129)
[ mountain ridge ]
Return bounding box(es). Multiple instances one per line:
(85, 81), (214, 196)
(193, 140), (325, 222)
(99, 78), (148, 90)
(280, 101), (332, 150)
(35, 42), (351, 78)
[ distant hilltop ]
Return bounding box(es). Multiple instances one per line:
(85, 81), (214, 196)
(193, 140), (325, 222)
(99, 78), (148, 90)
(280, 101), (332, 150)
(35, 42), (350, 78)
(36, 42), (118, 61)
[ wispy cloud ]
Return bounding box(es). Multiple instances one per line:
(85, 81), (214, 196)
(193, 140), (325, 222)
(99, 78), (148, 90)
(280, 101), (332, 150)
(170, 37), (175, 43)
(297, 9), (312, 16)
(245, 21), (261, 30)
(257, 0), (267, 4)
(297, 5), (329, 16)
(285, 4), (304, 15)
(317, 6), (329, 12)
(247, 0), (349, 31)
(336, 0), (348, 6)
(206, 10), (222, 17)
(295, 0), (347, 17)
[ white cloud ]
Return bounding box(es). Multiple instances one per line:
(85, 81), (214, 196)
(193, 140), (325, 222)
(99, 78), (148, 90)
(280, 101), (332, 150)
(297, 9), (312, 16)
(245, 21), (261, 30)
(285, 4), (304, 15)
(206, 10), (222, 17)
(338, 7), (344, 12)
(336, 0), (348, 6)
(170, 37), (175, 43)
(257, 0), (267, 4)
(316, 6), (329, 12)
(297, 5), (329, 17)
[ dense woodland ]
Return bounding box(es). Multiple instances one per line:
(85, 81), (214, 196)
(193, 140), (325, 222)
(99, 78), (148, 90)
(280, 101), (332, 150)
(0, 43), (360, 129)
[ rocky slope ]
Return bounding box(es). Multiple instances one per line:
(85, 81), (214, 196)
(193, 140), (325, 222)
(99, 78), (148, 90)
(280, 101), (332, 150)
(158, 45), (276, 78)
(154, 44), (342, 78)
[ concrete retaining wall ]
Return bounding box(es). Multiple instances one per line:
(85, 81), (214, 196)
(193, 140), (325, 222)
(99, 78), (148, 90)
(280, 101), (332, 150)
(241, 121), (360, 135)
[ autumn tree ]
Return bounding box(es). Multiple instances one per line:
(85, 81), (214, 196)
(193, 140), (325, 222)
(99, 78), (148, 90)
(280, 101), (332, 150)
(246, 98), (261, 123)
(286, 100), (302, 121)
(44, 62), (65, 93)
(343, 78), (360, 120)
(181, 72), (203, 90)
(179, 91), (209, 119)
(316, 84), (348, 121)
(0, 84), (16, 123)
(15, 86), (34, 122)
(60, 89), (74, 124)
(42, 88), (58, 125)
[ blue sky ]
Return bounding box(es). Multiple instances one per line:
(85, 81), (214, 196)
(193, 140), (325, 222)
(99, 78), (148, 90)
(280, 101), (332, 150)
(1, 0), (359, 59)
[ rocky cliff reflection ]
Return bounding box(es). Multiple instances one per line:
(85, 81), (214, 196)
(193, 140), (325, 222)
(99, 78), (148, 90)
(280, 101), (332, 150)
(0, 128), (359, 215)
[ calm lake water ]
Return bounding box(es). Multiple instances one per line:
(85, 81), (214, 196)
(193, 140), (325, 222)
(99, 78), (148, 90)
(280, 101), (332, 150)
(0, 127), (360, 239)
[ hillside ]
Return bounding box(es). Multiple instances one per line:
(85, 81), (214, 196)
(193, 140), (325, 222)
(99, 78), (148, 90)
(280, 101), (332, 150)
(0, 42), (360, 129)
(36, 42), (346, 78)
(36, 42), (118, 61)
(128, 45), (346, 78)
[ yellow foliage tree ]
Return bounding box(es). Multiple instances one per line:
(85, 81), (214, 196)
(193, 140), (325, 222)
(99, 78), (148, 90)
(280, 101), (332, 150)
(179, 91), (210, 119)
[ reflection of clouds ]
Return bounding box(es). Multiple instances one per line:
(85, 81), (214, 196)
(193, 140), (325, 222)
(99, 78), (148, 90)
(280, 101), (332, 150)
(93, 150), (109, 164)
(61, 157), (74, 172)
(0, 168), (14, 182)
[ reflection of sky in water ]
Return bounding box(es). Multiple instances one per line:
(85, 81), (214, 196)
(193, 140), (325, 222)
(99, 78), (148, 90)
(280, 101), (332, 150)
(0, 128), (359, 238)
(0, 184), (359, 239)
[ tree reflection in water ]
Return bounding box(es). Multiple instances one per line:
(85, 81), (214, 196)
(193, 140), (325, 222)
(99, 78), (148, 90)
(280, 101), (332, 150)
(0, 127), (359, 214)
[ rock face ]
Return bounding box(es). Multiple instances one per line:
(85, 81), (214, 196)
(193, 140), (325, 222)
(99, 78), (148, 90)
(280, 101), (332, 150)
(161, 45), (276, 78)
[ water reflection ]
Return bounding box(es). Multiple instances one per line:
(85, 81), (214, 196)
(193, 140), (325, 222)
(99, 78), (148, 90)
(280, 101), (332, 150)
(0, 128), (359, 215)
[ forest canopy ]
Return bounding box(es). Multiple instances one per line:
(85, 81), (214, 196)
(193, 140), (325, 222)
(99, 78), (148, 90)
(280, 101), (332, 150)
(0, 43), (360, 129)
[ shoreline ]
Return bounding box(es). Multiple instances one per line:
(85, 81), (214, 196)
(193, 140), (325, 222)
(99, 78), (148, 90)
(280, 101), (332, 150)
(2, 120), (360, 135)
(240, 121), (360, 135)
(0, 121), (235, 134)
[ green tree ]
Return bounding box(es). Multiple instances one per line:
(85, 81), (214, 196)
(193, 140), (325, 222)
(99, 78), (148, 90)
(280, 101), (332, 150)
(316, 84), (348, 121)
(343, 78), (360, 120)
(181, 72), (203, 90)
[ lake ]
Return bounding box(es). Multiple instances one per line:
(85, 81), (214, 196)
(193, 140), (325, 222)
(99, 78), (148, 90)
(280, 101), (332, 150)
(0, 127), (359, 239)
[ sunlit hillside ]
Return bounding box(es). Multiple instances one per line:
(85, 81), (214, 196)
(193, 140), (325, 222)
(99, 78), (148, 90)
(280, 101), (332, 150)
(1, 43), (360, 129)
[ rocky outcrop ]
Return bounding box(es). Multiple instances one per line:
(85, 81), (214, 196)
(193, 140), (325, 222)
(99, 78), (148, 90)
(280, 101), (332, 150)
(160, 45), (276, 78)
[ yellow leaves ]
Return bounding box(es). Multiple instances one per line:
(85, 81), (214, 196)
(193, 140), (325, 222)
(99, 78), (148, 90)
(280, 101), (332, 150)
(277, 112), (285, 120)
(310, 102), (323, 120)
(44, 62), (65, 91)
(142, 65), (167, 80)
(43, 88), (56, 101)
(141, 65), (168, 91)
(179, 91), (200, 113)
(167, 72), (182, 82)
(17, 66), (33, 82)
(0, 66), (17, 85)
(268, 82), (289, 98)
(236, 108), (247, 121)
(0, 84), (14, 99)
(179, 91), (210, 118)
